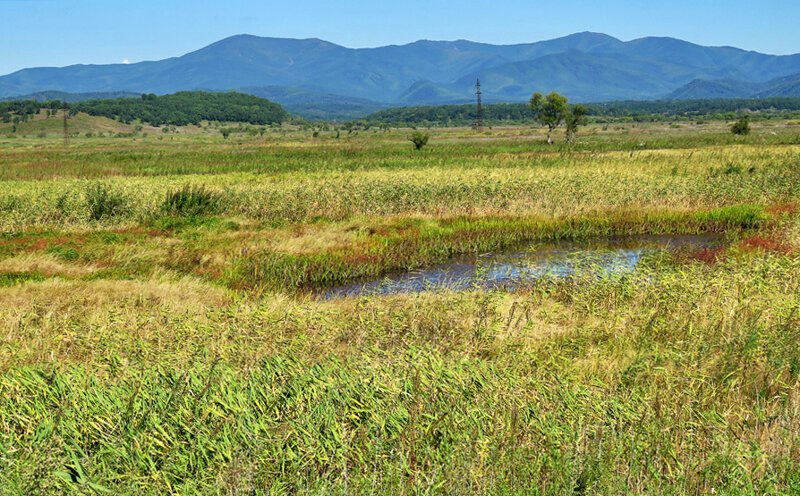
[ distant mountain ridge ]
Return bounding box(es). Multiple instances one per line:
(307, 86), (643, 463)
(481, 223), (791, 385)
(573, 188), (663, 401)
(667, 73), (800, 100)
(2, 32), (800, 113)
(0, 91), (140, 103)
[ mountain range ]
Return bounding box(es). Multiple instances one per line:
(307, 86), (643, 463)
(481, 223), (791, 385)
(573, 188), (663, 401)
(2, 32), (800, 119)
(666, 73), (800, 100)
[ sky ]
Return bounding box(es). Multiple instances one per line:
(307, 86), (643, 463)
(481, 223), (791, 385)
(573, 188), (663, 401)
(1, 0), (799, 75)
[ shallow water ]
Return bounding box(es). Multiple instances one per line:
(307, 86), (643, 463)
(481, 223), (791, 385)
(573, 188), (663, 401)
(323, 234), (724, 298)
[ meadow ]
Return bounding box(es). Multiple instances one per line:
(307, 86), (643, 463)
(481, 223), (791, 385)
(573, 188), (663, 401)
(1, 117), (800, 494)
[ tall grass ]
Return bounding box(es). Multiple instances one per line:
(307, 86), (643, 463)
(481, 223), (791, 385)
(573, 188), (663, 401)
(1, 125), (800, 494)
(85, 182), (127, 221)
(161, 184), (223, 217)
(234, 207), (766, 291)
(1, 144), (799, 231)
(1, 255), (799, 493)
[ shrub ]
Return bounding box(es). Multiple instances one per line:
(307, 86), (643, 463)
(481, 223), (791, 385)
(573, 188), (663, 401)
(85, 183), (127, 220)
(409, 131), (430, 150)
(731, 116), (751, 135)
(161, 185), (222, 217)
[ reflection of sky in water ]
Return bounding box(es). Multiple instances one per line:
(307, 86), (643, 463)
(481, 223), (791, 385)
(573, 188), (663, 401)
(324, 235), (723, 298)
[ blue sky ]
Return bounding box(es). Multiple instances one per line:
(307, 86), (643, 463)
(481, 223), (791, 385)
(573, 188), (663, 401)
(1, 0), (799, 75)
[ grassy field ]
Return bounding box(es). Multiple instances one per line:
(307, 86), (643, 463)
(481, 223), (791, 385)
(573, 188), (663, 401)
(1, 118), (800, 494)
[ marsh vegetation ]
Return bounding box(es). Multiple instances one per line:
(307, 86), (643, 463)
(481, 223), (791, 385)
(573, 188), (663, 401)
(1, 118), (799, 494)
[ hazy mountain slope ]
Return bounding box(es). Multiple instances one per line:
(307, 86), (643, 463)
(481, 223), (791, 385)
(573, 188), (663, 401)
(237, 86), (388, 120)
(2, 32), (800, 105)
(612, 37), (800, 82)
(0, 91), (140, 103)
(754, 73), (800, 97)
(447, 51), (737, 102)
(667, 73), (800, 100)
(396, 81), (473, 105)
(666, 79), (762, 99)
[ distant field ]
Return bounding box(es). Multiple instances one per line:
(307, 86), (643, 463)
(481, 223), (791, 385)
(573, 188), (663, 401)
(1, 120), (800, 494)
(0, 110), (140, 137)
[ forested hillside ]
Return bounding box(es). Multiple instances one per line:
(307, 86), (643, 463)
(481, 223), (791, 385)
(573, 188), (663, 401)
(1, 91), (289, 126)
(75, 92), (288, 126)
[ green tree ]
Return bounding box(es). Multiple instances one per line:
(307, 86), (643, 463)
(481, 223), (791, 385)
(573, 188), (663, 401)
(529, 92), (569, 144)
(565, 104), (589, 145)
(408, 130), (430, 150)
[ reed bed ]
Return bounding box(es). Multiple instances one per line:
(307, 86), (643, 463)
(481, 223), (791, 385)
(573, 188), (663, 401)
(1, 124), (799, 494)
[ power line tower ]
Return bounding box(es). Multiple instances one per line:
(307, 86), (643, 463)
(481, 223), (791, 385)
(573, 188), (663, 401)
(473, 79), (484, 131)
(62, 103), (70, 146)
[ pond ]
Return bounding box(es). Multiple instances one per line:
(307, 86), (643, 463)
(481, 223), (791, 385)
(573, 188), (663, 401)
(322, 234), (725, 298)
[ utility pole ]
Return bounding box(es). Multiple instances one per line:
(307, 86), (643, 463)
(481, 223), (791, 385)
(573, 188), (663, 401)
(62, 103), (70, 146)
(473, 79), (484, 131)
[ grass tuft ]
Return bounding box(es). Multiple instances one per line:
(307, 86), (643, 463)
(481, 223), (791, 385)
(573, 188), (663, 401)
(0, 271), (44, 286)
(85, 182), (127, 221)
(161, 184), (222, 217)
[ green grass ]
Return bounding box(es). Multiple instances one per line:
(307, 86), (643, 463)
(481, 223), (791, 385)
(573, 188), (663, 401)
(0, 271), (45, 286)
(161, 184), (223, 217)
(85, 182), (128, 221)
(2, 143), (799, 231)
(0, 120), (799, 181)
(1, 121), (800, 494)
(3, 257), (800, 494)
(234, 206), (768, 291)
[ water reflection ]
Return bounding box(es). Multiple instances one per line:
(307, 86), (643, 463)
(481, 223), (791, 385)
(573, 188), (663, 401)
(323, 234), (724, 298)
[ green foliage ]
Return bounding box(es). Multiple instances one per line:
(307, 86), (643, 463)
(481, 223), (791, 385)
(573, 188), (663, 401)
(0, 271), (44, 286)
(530, 92), (570, 143)
(363, 97), (800, 127)
(565, 104), (589, 144)
(694, 204), (766, 228)
(731, 115), (752, 135)
(47, 245), (80, 262)
(73, 91), (289, 126)
(85, 183), (127, 221)
(408, 130), (430, 150)
(161, 185), (222, 217)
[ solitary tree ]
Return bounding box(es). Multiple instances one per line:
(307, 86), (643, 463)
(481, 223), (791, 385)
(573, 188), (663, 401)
(565, 104), (589, 145)
(409, 130), (430, 150)
(529, 92), (569, 144)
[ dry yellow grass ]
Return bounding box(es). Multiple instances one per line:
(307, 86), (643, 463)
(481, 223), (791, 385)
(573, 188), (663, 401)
(0, 253), (98, 277)
(2, 125), (800, 493)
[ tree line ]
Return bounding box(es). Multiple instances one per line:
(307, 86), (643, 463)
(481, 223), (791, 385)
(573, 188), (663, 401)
(362, 97), (800, 127)
(1, 92), (289, 127)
